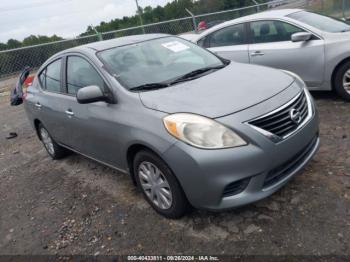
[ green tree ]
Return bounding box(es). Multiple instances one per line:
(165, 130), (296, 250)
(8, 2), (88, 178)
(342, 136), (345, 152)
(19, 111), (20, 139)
(0, 43), (7, 51)
(3, 0), (261, 49)
(7, 39), (22, 49)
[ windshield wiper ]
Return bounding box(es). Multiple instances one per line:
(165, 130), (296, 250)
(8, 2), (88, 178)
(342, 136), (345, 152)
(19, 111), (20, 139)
(129, 82), (169, 91)
(129, 64), (227, 91)
(168, 64), (226, 85)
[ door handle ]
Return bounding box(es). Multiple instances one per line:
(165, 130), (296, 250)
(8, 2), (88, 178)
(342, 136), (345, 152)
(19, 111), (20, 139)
(35, 102), (42, 109)
(65, 109), (74, 117)
(250, 51), (265, 57)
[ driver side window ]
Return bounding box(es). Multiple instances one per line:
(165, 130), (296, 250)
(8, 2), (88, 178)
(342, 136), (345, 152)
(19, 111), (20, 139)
(250, 20), (305, 44)
(66, 56), (106, 95)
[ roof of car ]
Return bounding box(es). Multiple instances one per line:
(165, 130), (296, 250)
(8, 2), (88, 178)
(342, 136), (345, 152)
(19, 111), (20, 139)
(179, 9), (303, 41)
(245, 8), (302, 19)
(227, 8), (303, 23)
(65, 33), (170, 53)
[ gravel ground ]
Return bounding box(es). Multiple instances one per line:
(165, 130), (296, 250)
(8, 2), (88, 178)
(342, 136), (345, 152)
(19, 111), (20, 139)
(0, 91), (349, 256)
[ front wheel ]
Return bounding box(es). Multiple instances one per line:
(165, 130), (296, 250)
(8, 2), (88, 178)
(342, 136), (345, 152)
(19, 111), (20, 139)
(133, 150), (190, 218)
(334, 61), (350, 101)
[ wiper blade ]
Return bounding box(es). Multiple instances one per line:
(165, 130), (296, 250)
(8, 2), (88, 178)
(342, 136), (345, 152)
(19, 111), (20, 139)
(129, 64), (227, 91)
(169, 65), (226, 85)
(129, 82), (169, 91)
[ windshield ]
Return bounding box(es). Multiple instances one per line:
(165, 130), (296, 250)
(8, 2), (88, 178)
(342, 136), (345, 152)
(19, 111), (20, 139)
(288, 11), (350, 33)
(98, 36), (224, 90)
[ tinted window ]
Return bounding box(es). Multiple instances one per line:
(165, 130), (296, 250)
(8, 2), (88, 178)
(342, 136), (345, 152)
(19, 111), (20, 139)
(66, 56), (105, 95)
(250, 20), (305, 44)
(288, 11), (350, 33)
(207, 24), (246, 47)
(40, 59), (61, 92)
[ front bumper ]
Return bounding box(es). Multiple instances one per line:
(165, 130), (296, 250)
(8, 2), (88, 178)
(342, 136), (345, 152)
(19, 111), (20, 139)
(162, 87), (319, 210)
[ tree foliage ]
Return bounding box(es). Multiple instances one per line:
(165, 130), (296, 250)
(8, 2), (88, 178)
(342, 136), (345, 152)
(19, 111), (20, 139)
(80, 0), (266, 36)
(1, 0), (269, 77)
(0, 35), (63, 51)
(0, 0), (267, 51)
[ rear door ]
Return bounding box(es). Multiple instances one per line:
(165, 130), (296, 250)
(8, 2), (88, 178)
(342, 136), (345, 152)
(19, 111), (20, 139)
(198, 23), (250, 63)
(35, 58), (71, 145)
(248, 20), (325, 87)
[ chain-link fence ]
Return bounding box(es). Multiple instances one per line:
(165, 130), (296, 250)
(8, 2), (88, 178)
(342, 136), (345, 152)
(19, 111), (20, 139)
(0, 16), (196, 80)
(305, 0), (350, 18)
(0, 0), (347, 80)
(0, 0), (296, 80)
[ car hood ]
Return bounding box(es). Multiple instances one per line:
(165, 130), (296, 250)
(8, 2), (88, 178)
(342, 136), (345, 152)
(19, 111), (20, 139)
(139, 63), (295, 118)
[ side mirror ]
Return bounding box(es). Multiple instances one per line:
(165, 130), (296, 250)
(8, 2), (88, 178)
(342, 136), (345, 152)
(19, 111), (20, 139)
(291, 32), (312, 42)
(76, 85), (107, 104)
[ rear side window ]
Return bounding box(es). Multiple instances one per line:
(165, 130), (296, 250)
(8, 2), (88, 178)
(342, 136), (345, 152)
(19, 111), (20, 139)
(66, 56), (105, 95)
(205, 24), (246, 48)
(250, 20), (305, 44)
(39, 59), (62, 92)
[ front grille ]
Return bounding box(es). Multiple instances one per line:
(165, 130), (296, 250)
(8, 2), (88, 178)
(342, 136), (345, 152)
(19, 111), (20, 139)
(249, 91), (309, 139)
(222, 177), (250, 198)
(263, 136), (318, 188)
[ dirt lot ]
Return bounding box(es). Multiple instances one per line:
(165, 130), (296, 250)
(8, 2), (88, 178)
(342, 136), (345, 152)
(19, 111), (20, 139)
(0, 91), (349, 256)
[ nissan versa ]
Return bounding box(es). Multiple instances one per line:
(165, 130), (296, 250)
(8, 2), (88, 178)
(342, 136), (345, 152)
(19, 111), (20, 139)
(24, 34), (319, 218)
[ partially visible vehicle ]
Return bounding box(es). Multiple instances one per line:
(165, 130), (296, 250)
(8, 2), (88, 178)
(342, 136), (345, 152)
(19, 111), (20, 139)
(24, 34), (319, 218)
(179, 9), (350, 101)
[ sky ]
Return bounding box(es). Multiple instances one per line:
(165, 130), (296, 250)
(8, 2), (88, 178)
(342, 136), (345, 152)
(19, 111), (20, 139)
(0, 0), (173, 43)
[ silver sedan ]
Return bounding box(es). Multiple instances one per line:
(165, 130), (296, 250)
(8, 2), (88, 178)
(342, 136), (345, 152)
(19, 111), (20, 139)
(180, 9), (350, 101)
(24, 34), (319, 218)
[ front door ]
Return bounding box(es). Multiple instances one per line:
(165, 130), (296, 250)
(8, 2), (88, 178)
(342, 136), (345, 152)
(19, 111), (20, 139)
(62, 55), (124, 167)
(248, 20), (325, 87)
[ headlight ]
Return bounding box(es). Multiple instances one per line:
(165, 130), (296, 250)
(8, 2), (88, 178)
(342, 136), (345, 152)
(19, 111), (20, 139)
(281, 70), (306, 88)
(163, 113), (247, 149)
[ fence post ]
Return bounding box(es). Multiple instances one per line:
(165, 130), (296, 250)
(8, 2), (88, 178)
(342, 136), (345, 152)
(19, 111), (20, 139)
(306, 0), (310, 8)
(321, 0), (324, 12)
(251, 0), (260, 12)
(91, 26), (103, 41)
(135, 0), (146, 34)
(343, 0), (346, 20)
(186, 8), (197, 33)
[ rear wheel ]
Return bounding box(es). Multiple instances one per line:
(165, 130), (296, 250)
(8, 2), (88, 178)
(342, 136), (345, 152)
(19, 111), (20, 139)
(133, 150), (190, 218)
(38, 123), (68, 159)
(334, 61), (350, 101)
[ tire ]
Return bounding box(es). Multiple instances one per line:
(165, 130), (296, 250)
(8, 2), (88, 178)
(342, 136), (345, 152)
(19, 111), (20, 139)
(133, 150), (190, 219)
(38, 123), (68, 159)
(334, 61), (350, 101)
